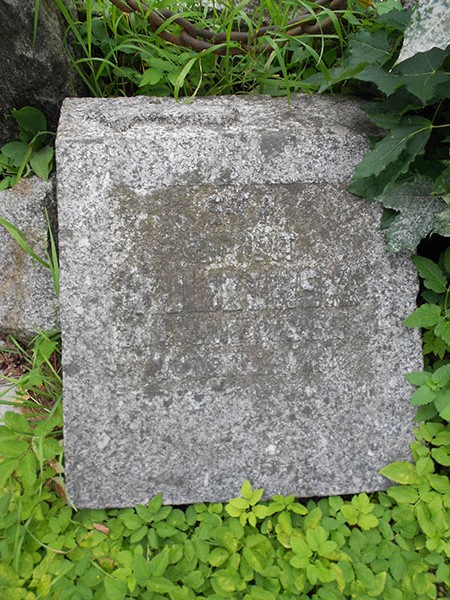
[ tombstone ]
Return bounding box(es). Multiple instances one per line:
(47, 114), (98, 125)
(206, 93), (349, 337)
(56, 95), (422, 508)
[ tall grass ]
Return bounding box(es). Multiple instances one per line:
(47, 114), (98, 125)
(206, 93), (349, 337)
(54, 0), (366, 99)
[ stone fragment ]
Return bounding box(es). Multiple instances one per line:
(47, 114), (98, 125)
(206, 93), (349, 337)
(0, 177), (58, 339)
(56, 95), (422, 508)
(0, 0), (81, 145)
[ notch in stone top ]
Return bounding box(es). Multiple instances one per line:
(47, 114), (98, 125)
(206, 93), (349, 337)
(56, 95), (376, 186)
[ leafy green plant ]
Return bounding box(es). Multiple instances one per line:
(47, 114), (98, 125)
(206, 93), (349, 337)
(401, 250), (450, 422)
(303, 3), (449, 252)
(0, 107), (55, 190)
(0, 241), (448, 600)
(54, 0), (368, 99)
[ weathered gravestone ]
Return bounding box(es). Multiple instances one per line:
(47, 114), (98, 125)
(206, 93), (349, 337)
(56, 95), (422, 508)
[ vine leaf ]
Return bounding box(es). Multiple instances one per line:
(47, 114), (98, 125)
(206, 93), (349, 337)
(392, 49), (450, 104)
(396, 0), (450, 65)
(376, 176), (446, 253)
(348, 116), (433, 200)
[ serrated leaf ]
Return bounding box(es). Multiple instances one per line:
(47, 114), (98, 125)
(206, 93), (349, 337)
(396, 0), (450, 64)
(348, 117), (433, 200)
(411, 386), (437, 406)
(413, 255), (448, 293)
(431, 363), (450, 386)
(376, 176), (446, 252)
(392, 48), (450, 104)
(403, 303), (441, 328)
(434, 391), (450, 420)
(380, 462), (418, 484)
(435, 318), (450, 347)
(354, 65), (404, 96)
(405, 371), (431, 386)
(139, 68), (163, 87)
(1, 439), (29, 457)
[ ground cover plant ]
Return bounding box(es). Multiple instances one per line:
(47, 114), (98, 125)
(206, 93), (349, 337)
(0, 107), (54, 191)
(1, 0), (450, 597)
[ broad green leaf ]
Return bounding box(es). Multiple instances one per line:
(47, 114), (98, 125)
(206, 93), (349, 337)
(240, 480), (254, 500)
(380, 462), (418, 484)
(431, 447), (450, 466)
(30, 146), (53, 180)
(405, 371), (431, 386)
(386, 485), (419, 504)
(242, 547), (267, 575)
(392, 49), (450, 104)
(410, 386), (437, 406)
(104, 577), (127, 600)
(0, 457), (19, 486)
(358, 514), (379, 531)
(413, 255), (447, 293)
(348, 117), (433, 200)
(139, 68), (163, 87)
(306, 526), (328, 551)
(0, 439), (29, 457)
(403, 303), (441, 328)
(431, 363), (450, 386)
(434, 164), (450, 196)
(396, 0), (450, 64)
(2, 411), (29, 432)
(146, 576), (177, 593)
(354, 65), (404, 96)
(433, 206), (450, 237)
(434, 391), (450, 420)
(12, 106), (47, 134)
(209, 547), (229, 567)
(434, 318), (450, 347)
(212, 569), (243, 593)
(379, 177), (446, 252)
(148, 546), (170, 577)
(247, 586), (277, 600)
(1, 141), (28, 167)
(415, 502), (436, 537)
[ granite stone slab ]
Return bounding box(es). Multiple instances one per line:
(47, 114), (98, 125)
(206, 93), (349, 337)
(56, 95), (422, 508)
(0, 177), (58, 339)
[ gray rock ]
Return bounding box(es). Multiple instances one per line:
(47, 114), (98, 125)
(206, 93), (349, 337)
(56, 95), (422, 508)
(0, 0), (81, 145)
(0, 177), (58, 339)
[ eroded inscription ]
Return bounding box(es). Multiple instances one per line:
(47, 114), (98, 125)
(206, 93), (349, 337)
(109, 183), (372, 383)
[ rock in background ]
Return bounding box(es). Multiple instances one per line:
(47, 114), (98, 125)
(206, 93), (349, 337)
(0, 177), (58, 339)
(0, 0), (82, 145)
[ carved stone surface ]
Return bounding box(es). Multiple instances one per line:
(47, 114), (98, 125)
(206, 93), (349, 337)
(56, 95), (422, 508)
(0, 176), (58, 339)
